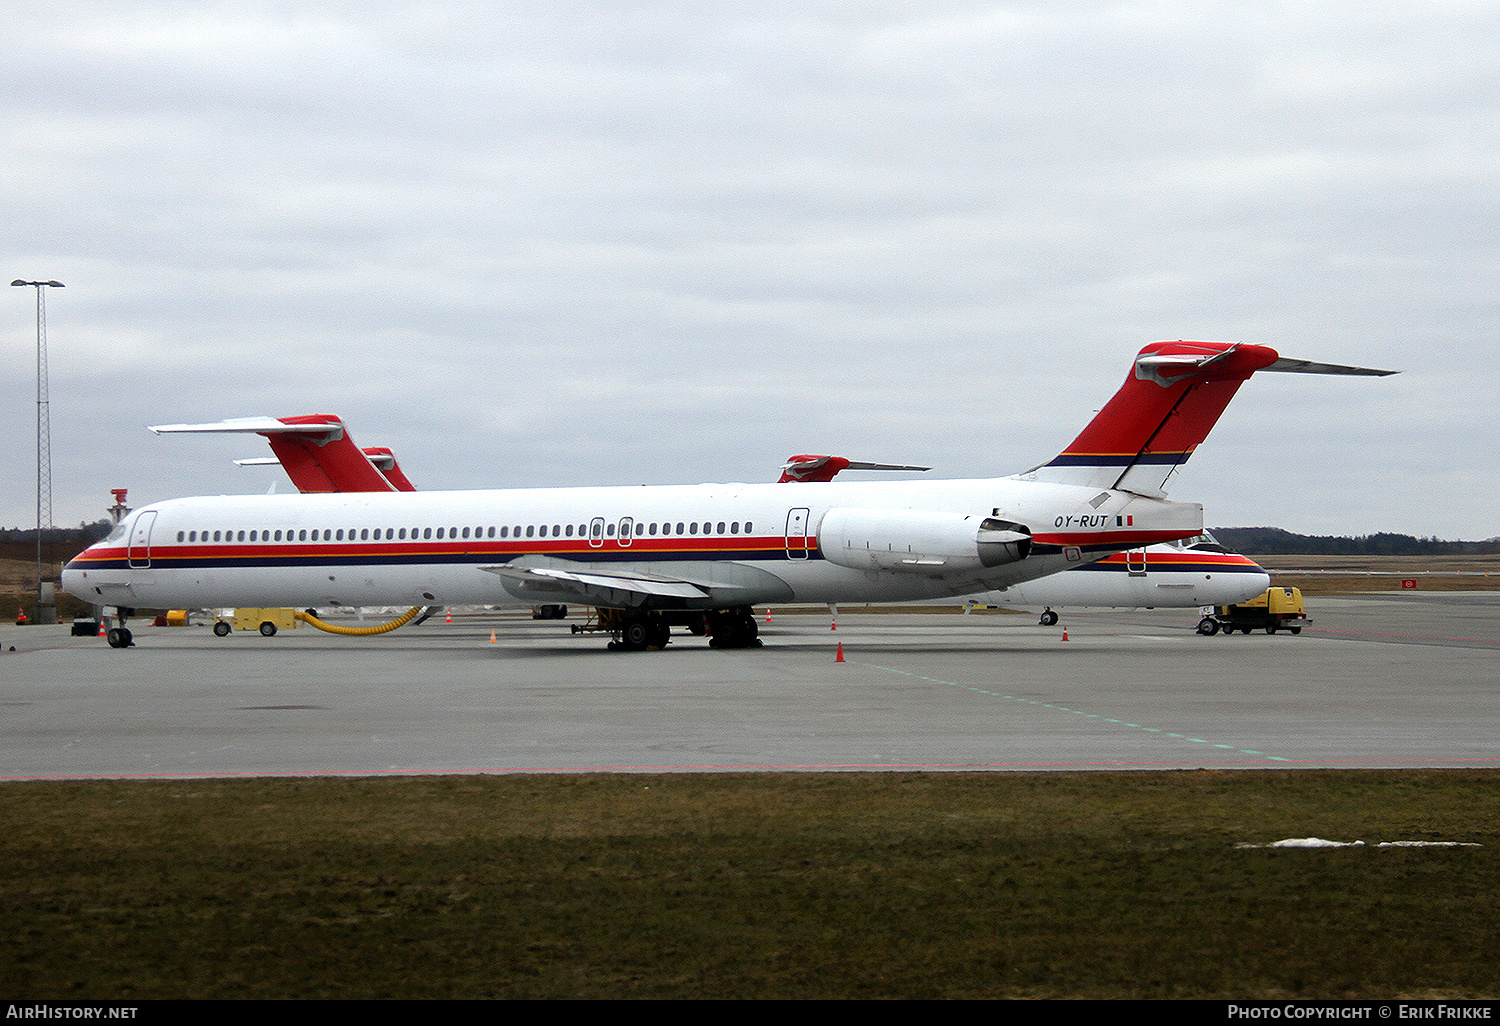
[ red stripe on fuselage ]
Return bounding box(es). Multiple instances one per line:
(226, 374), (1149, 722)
(1031, 530), (1199, 547)
(1092, 550), (1260, 568)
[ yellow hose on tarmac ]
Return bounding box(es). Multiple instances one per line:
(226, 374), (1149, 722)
(294, 605), (424, 636)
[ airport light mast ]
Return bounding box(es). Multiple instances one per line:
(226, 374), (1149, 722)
(12, 279), (63, 618)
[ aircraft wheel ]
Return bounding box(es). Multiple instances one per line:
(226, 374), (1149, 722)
(708, 617), (740, 648)
(213, 621), (231, 637)
(259, 621), (277, 637)
(1039, 610), (1059, 626)
(647, 619), (670, 649)
(1197, 617), (1219, 636)
(710, 608), (758, 649)
(687, 614), (707, 636)
(621, 619), (649, 651)
(106, 627), (127, 649)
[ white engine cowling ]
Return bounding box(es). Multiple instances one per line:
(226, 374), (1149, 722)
(818, 508), (1031, 574)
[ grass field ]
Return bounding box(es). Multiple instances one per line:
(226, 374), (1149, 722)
(2, 771), (1497, 999)
(1258, 553), (1500, 595)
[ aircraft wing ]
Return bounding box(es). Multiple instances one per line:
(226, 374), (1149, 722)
(480, 557), (791, 609)
(482, 563), (711, 604)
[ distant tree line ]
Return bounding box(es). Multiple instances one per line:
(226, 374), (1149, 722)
(1211, 527), (1500, 555)
(0, 521), (115, 546)
(0, 521), (115, 565)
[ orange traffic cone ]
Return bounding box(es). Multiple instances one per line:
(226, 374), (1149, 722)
(97, 619), (107, 637)
(15, 608), (27, 625)
(835, 642), (844, 662)
(1061, 628), (1069, 641)
(445, 608), (453, 624)
(489, 630), (497, 644)
(764, 608), (771, 623)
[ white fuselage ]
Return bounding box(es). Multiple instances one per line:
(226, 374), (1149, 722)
(63, 476), (1203, 613)
(976, 542), (1270, 610)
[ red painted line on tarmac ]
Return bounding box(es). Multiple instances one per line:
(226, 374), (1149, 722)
(6, 755), (1500, 781)
(1307, 628), (1500, 644)
(1053, 614), (1499, 646)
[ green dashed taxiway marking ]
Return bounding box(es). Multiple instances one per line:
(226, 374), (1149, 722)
(865, 663), (1286, 761)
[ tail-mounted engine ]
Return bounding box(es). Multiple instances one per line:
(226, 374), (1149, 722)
(818, 509), (1031, 574)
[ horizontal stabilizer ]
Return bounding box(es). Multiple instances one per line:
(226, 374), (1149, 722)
(1265, 357), (1397, 376)
(150, 416), (342, 437)
(779, 454), (931, 483)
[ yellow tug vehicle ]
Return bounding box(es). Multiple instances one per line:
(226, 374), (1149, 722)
(212, 606), (423, 637)
(1198, 587), (1307, 636)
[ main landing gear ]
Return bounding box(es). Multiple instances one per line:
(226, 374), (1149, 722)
(705, 608), (762, 650)
(608, 613), (672, 653)
(592, 609), (673, 652)
(1038, 608), (1059, 626)
(589, 607), (762, 652)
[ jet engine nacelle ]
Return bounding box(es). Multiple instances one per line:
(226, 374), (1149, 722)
(818, 508), (1031, 574)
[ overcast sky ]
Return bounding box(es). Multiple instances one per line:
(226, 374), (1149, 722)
(3, 2), (1495, 539)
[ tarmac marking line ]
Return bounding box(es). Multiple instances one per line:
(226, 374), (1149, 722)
(860, 661), (1290, 762)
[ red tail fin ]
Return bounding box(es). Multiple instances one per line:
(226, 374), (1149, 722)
(261, 415), (398, 493)
(360, 446), (418, 492)
(1029, 341), (1280, 495)
(149, 414), (420, 493)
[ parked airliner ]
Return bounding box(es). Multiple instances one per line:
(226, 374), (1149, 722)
(161, 424), (1270, 628)
(977, 533), (1269, 622)
(777, 458), (1271, 621)
(63, 341), (1389, 650)
(159, 428), (1273, 628)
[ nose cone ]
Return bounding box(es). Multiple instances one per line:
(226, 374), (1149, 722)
(1231, 559), (1273, 603)
(61, 551), (92, 602)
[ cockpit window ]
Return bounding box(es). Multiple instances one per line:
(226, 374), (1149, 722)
(1184, 530), (1230, 553)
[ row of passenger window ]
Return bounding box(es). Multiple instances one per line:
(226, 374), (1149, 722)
(174, 519), (757, 544)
